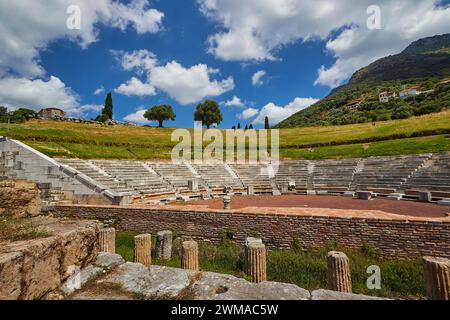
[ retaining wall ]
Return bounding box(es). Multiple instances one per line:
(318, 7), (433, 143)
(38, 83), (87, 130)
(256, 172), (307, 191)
(54, 205), (450, 260)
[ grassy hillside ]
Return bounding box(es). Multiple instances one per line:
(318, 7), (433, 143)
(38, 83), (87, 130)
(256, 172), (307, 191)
(0, 110), (449, 160)
(277, 34), (450, 128)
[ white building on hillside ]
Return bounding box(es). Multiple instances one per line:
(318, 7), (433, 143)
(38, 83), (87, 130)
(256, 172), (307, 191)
(379, 92), (397, 103)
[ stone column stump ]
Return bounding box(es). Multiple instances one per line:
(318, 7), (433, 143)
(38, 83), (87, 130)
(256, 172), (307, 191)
(181, 241), (199, 271)
(246, 241), (267, 283)
(244, 237), (263, 274)
(423, 256), (450, 300)
(156, 230), (173, 260)
(134, 234), (152, 267)
(223, 196), (231, 210)
(99, 228), (115, 253)
(327, 251), (352, 293)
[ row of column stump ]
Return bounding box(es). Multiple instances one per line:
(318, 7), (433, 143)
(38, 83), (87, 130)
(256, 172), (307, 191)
(99, 228), (450, 300)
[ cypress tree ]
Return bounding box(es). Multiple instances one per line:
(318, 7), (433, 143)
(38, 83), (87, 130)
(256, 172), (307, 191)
(264, 116), (270, 129)
(103, 92), (113, 119)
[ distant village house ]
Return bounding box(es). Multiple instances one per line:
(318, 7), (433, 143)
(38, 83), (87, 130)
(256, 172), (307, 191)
(345, 100), (362, 111)
(37, 107), (66, 120)
(399, 86), (421, 100)
(379, 91), (397, 103)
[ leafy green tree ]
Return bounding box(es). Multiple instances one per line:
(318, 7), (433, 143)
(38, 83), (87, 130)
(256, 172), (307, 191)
(193, 100), (223, 129)
(144, 105), (176, 128)
(244, 124), (248, 130)
(264, 116), (270, 129)
(94, 114), (110, 123)
(10, 108), (36, 123)
(231, 126), (236, 130)
(0, 106), (7, 122)
(237, 123), (241, 129)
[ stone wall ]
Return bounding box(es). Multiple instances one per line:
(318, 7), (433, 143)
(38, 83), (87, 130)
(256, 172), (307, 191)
(0, 217), (101, 300)
(0, 180), (41, 218)
(54, 205), (450, 260)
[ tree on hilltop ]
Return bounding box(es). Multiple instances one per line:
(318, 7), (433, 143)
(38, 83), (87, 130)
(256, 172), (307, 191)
(95, 92), (114, 122)
(144, 105), (176, 128)
(104, 92), (113, 119)
(193, 100), (223, 129)
(264, 116), (270, 129)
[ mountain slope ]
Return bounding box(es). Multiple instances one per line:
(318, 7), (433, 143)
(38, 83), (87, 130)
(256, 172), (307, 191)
(277, 34), (450, 128)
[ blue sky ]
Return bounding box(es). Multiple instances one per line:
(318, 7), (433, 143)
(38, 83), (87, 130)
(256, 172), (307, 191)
(0, 0), (449, 128)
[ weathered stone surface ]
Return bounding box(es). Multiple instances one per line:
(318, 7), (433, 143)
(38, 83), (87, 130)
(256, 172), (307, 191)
(181, 241), (199, 271)
(311, 289), (386, 300)
(156, 230), (173, 260)
(94, 252), (125, 270)
(386, 193), (404, 201)
(356, 191), (373, 200)
(65, 259), (390, 300)
(192, 272), (310, 300)
(99, 228), (115, 253)
(438, 199), (450, 207)
(246, 242), (267, 283)
(0, 217), (100, 300)
(134, 234), (152, 267)
(244, 237), (262, 274)
(223, 196), (231, 210)
(60, 265), (103, 295)
(0, 180), (41, 218)
(102, 263), (190, 299)
(327, 251), (352, 293)
(71, 292), (133, 300)
(423, 256), (450, 300)
(418, 191), (432, 202)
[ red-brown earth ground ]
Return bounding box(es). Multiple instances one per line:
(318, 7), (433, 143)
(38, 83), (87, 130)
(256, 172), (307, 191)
(181, 195), (450, 218)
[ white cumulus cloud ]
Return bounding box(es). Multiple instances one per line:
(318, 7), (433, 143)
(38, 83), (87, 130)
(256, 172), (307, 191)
(223, 96), (245, 108)
(0, 76), (101, 117)
(123, 107), (155, 124)
(115, 77), (156, 96)
(94, 86), (105, 95)
(114, 50), (235, 105)
(198, 0), (450, 88)
(253, 97), (319, 125)
(149, 61), (234, 105)
(252, 70), (266, 87)
(0, 0), (164, 78)
(238, 108), (259, 120)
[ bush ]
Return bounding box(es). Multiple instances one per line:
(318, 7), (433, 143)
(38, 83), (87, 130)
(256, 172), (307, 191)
(392, 105), (413, 119)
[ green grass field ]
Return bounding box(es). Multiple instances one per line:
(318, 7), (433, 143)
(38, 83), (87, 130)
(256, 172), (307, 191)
(0, 110), (449, 160)
(116, 231), (426, 299)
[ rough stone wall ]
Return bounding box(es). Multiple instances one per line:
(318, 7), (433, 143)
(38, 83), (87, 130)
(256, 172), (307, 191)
(0, 180), (42, 218)
(55, 205), (450, 260)
(0, 217), (100, 300)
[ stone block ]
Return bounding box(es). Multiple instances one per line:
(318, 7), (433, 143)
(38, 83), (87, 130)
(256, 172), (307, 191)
(418, 191), (432, 202)
(356, 191), (373, 200)
(438, 199), (450, 207)
(343, 191), (355, 198)
(94, 252), (125, 270)
(386, 193), (404, 201)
